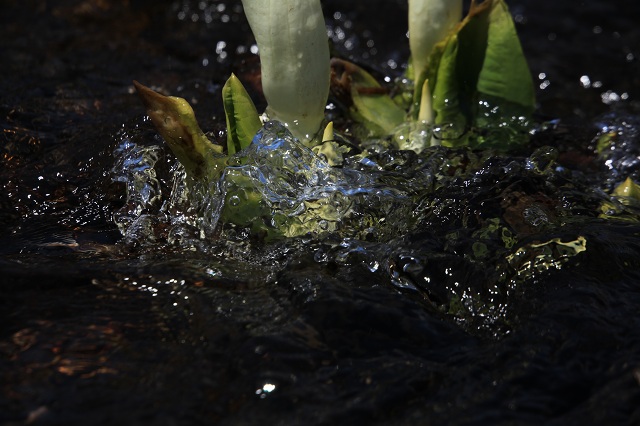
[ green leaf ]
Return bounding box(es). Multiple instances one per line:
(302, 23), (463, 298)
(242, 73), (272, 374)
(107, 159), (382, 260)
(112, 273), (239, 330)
(430, 33), (467, 128)
(133, 80), (226, 183)
(474, 0), (535, 109)
(219, 167), (272, 227)
(222, 73), (262, 155)
(613, 177), (640, 200)
(420, 0), (536, 149)
(332, 59), (406, 137)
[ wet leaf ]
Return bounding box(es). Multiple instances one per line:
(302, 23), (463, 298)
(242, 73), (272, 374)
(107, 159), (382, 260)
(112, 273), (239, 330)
(219, 167), (275, 234)
(474, 0), (535, 109)
(332, 58), (406, 137)
(312, 140), (351, 166)
(419, 0), (536, 149)
(242, 0), (330, 142)
(599, 178), (640, 221)
(222, 73), (262, 155)
(613, 177), (640, 200)
(430, 33), (466, 129)
(133, 81), (226, 183)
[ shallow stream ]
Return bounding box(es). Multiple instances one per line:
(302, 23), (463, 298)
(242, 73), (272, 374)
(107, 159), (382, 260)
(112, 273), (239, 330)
(2, 1), (640, 424)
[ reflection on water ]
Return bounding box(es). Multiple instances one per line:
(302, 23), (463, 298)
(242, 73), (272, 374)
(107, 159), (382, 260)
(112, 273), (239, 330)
(2, 0), (640, 425)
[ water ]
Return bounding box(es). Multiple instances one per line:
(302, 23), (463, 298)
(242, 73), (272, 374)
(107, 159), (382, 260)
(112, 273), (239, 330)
(2, 0), (640, 425)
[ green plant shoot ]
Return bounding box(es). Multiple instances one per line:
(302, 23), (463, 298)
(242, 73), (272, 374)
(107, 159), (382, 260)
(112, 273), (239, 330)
(133, 81), (226, 183)
(425, 0), (536, 148)
(222, 73), (262, 155)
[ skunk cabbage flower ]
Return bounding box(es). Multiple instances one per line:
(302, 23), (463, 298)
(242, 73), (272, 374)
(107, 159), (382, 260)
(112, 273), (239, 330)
(409, 0), (462, 80)
(241, 0), (330, 142)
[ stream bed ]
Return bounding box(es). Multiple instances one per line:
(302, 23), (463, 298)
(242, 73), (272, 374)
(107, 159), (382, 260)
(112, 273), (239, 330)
(2, 1), (640, 425)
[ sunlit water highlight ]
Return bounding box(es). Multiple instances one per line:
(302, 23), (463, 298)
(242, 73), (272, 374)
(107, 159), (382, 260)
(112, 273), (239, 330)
(3, 1), (640, 424)
(109, 111), (640, 337)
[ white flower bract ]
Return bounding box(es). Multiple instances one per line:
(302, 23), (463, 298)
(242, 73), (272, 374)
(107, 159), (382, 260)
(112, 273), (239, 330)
(409, 0), (462, 79)
(241, 0), (330, 142)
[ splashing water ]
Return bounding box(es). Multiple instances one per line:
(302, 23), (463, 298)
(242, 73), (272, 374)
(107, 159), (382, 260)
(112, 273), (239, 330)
(109, 113), (640, 334)
(111, 138), (163, 240)
(112, 121), (425, 248)
(221, 122), (420, 239)
(111, 126), (220, 250)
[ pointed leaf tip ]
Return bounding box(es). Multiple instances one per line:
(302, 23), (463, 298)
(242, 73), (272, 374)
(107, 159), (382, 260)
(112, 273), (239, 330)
(222, 73), (262, 155)
(133, 80), (224, 182)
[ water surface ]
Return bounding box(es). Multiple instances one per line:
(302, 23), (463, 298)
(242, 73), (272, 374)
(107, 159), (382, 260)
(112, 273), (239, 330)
(2, 1), (640, 425)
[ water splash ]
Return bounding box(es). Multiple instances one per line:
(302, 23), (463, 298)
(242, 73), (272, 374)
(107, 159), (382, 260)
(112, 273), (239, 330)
(111, 121), (425, 249)
(111, 138), (163, 238)
(110, 113), (640, 334)
(110, 130), (222, 250)
(218, 122), (417, 239)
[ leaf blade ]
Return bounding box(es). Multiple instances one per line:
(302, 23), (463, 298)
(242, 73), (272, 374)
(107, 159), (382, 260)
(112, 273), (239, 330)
(133, 80), (226, 182)
(222, 73), (262, 155)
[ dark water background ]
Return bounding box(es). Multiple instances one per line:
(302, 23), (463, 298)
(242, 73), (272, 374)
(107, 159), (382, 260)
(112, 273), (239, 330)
(2, 0), (640, 424)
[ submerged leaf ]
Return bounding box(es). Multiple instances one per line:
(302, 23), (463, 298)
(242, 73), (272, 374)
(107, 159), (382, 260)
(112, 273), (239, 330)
(613, 177), (640, 200)
(599, 178), (640, 221)
(222, 73), (262, 155)
(312, 140), (351, 166)
(218, 167), (275, 234)
(133, 81), (226, 183)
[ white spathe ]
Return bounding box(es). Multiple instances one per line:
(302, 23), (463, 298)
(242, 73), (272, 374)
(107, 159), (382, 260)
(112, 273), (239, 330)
(409, 0), (462, 79)
(241, 0), (330, 142)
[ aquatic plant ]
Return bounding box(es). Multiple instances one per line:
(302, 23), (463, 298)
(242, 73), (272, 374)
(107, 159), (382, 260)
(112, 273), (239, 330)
(408, 0), (463, 126)
(358, 0), (536, 149)
(409, 0), (463, 89)
(132, 0), (540, 240)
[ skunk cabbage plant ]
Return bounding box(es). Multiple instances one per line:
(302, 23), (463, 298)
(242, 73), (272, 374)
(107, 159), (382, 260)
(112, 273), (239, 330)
(336, 0), (536, 150)
(132, 0), (540, 241)
(424, 0), (536, 149)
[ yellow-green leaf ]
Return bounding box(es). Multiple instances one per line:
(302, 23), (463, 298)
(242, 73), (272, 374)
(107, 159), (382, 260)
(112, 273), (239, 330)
(424, 0), (535, 149)
(133, 80), (226, 183)
(333, 59), (406, 136)
(222, 74), (262, 155)
(613, 177), (640, 200)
